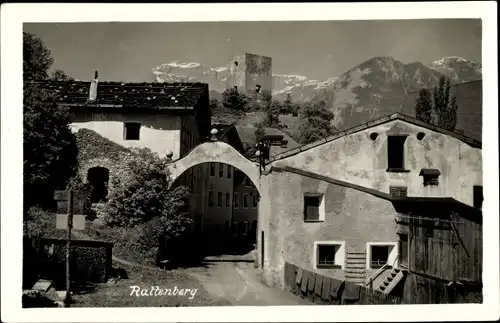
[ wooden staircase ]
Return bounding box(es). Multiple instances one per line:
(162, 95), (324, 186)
(377, 268), (405, 294)
(345, 252), (367, 284)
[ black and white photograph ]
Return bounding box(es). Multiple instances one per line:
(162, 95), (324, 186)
(1, 2), (498, 322)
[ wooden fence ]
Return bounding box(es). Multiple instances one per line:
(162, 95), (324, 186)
(284, 262), (405, 305)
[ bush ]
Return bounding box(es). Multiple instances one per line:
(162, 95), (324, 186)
(102, 148), (191, 228)
(24, 206), (57, 239)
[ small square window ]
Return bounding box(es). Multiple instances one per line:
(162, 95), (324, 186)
(304, 194), (323, 222)
(316, 244), (342, 269)
(390, 186), (408, 197)
(370, 246), (389, 268)
(124, 122), (141, 140)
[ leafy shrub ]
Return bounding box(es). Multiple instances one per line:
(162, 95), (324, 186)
(23, 206), (57, 238)
(102, 148), (191, 228)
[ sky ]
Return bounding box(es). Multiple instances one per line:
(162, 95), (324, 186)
(24, 19), (482, 82)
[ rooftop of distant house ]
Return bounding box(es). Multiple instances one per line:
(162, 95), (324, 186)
(36, 80), (209, 111)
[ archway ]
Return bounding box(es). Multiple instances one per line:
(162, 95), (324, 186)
(166, 141), (260, 191)
(167, 154), (261, 260)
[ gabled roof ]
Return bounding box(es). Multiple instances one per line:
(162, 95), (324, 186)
(268, 113), (482, 163)
(35, 80), (209, 111)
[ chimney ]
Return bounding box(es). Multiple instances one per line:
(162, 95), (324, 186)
(88, 70), (99, 101)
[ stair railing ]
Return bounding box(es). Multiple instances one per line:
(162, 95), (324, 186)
(363, 255), (399, 288)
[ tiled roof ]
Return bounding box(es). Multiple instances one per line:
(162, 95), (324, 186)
(36, 80), (209, 110)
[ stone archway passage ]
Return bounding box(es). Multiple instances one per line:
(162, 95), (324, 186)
(166, 141), (261, 191)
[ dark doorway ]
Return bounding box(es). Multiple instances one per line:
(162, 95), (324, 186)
(87, 167), (109, 203)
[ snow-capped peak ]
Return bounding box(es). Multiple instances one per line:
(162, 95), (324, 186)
(157, 61), (201, 69)
(431, 56), (471, 66)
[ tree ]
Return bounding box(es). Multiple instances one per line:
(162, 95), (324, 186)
(415, 88), (433, 124)
(281, 93), (299, 116)
(209, 98), (222, 114)
(221, 87), (248, 112)
(50, 69), (74, 81)
(415, 76), (459, 131)
(23, 31), (54, 81)
(297, 99), (335, 144)
(23, 32), (77, 209)
(23, 83), (77, 209)
(434, 76), (458, 131)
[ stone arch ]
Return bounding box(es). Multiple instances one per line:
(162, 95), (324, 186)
(166, 141), (261, 191)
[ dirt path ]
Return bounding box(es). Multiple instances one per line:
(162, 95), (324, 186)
(184, 262), (312, 306)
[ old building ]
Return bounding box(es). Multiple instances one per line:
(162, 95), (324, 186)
(227, 52), (273, 98)
(41, 78), (211, 229)
(259, 113), (482, 289)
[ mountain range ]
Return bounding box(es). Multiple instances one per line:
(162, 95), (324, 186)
(153, 56), (482, 141)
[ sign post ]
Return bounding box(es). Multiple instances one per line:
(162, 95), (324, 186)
(65, 189), (73, 307)
(54, 189), (87, 308)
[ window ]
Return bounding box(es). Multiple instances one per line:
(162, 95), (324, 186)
(233, 193), (239, 208)
(124, 122), (141, 140)
(304, 194), (325, 222)
(208, 191), (214, 207)
(217, 192), (222, 207)
(244, 176), (252, 187)
(218, 163), (224, 178)
(243, 193), (248, 208)
(227, 165), (232, 179)
(225, 192), (230, 207)
(210, 163), (215, 176)
(473, 185), (483, 209)
(315, 242), (344, 269)
(253, 194), (258, 208)
(367, 243), (397, 269)
(370, 246), (389, 268)
(390, 186), (408, 197)
(387, 135), (407, 171)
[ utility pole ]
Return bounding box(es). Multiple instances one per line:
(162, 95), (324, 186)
(65, 189), (73, 307)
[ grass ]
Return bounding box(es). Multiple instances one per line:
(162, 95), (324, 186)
(71, 260), (231, 307)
